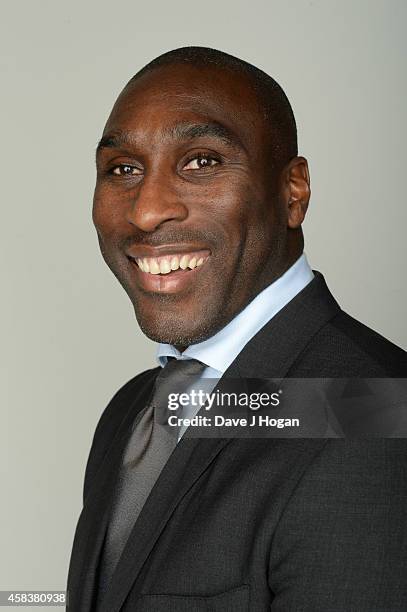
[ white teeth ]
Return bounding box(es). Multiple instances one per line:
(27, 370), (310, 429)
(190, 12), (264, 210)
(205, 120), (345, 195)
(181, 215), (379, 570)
(159, 259), (171, 274)
(170, 256), (179, 271)
(179, 255), (189, 270)
(133, 253), (208, 274)
(149, 260), (160, 274)
(143, 258), (150, 273)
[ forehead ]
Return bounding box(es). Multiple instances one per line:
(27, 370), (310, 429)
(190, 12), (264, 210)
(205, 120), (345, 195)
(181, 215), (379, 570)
(103, 64), (265, 150)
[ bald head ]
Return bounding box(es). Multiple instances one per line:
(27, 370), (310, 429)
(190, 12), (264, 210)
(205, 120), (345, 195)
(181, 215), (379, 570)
(127, 46), (298, 172)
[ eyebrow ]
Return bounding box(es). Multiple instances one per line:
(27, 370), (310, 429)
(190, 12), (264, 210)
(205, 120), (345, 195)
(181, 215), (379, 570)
(96, 121), (245, 155)
(96, 132), (129, 154)
(169, 122), (245, 151)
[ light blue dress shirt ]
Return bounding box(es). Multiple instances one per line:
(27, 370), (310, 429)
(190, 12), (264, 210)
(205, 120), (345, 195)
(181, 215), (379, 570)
(156, 253), (314, 440)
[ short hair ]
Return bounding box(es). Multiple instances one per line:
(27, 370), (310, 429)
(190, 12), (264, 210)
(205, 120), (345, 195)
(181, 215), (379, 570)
(129, 46), (298, 169)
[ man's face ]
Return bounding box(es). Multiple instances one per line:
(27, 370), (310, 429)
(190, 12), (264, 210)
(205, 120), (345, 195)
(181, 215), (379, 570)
(93, 64), (288, 347)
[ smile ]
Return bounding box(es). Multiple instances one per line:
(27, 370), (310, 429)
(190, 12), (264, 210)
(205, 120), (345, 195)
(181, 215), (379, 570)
(129, 250), (210, 275)
(126, 247), (211, 294)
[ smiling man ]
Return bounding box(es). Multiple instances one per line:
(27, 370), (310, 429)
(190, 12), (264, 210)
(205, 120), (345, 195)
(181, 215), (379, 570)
(92, 52), (305, 350)
(67, 47), (407, 611)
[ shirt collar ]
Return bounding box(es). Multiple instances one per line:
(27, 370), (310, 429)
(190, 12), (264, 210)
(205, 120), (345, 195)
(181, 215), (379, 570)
(156, 253), (314, 374)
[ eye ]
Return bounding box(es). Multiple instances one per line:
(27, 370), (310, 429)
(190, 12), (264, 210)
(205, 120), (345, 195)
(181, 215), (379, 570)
(111, 164), (142, 176)
(183, 154), (220, 171)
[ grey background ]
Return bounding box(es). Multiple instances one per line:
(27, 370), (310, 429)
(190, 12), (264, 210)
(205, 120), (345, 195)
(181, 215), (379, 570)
(1, 0), (406, 607)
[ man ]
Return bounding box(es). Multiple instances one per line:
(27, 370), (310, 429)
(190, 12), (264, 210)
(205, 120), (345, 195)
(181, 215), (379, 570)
(67, 47), (407, 611)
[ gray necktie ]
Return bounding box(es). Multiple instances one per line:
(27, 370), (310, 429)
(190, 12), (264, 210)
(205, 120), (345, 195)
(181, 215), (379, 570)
(96, 357), (206, 604)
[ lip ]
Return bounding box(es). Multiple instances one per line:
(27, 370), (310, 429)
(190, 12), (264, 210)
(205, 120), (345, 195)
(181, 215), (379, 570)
(126, 243), (211, 259)
(126, 244), (211, 294)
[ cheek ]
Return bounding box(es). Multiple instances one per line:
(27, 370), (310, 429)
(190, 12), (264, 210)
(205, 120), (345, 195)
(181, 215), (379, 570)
(233, 196), (280, 268)
(92, 187), (108, 231)
(92, 186), (126, 239)
(203, 182), (254, 237)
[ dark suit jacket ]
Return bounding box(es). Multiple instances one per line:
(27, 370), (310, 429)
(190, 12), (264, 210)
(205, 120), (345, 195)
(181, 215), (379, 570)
(67, 272), (407, 611)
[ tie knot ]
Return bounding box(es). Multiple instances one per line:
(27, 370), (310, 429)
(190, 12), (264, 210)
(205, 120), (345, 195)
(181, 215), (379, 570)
(160, 357), (206, 378)
(152, 358), (207, 413)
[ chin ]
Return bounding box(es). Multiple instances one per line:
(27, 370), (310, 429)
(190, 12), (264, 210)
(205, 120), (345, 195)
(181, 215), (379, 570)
(134, 305), (220, 347)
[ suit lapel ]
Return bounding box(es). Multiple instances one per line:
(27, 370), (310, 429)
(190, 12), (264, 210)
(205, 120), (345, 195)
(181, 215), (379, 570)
(96, 271), (341, 611)
(67, 373), (157, 612)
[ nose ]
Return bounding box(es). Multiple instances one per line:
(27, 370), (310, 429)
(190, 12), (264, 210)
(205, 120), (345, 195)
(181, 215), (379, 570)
(126, 173), (188, 232)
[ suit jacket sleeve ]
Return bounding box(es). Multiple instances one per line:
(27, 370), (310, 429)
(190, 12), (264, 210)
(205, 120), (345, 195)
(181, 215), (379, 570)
(268, 439), (407, 611)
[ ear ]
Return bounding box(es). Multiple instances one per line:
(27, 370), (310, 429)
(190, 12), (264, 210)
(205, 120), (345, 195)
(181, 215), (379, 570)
(283, 156), (311, 229)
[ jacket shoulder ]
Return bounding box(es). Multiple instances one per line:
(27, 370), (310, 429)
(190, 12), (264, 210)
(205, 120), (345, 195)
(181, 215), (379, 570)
(291, 310), (407, 376)
(83, 366), (159, 501)
(93, 367), (159, 439)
